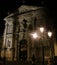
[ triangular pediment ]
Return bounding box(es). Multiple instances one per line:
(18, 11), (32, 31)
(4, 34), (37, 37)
(18, 5), (38, 13)
(4, 5), (44, 21)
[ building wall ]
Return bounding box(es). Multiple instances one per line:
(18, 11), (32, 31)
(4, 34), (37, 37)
(2, 5), (54, 61)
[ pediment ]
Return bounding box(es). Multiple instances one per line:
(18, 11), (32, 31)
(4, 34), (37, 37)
(18, 5), (38, 13)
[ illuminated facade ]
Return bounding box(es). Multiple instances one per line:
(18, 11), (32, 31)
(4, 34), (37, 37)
(2, 5), (55, 62)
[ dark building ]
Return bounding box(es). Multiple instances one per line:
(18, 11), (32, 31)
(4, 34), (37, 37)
(1, 5), (56, 64)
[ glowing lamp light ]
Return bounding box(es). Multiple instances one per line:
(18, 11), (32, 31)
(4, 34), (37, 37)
(48, 31), (52, 38)
(40, 27), (44, 33)
(31, 33), (38, 39)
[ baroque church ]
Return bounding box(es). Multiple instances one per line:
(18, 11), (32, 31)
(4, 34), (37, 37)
(1, 5), (55, 62)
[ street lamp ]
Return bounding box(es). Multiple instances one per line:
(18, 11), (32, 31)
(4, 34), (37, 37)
(40, 27), (44, 33)
(31, 32), (38, 53)
(40, 28), (52, 65)
(40, 27), (44, 65)
(48, 31), (52, 38)
(30, 27), (53, 65)
(30, 32), (38, 63)
(31, 32), (38, 39)
(48, 31), (52, 60)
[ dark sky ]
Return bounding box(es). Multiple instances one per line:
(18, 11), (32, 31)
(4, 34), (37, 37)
(0, 0), (57, 36)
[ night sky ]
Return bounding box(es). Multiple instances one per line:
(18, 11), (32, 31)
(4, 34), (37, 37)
(0, 0), (57, 37)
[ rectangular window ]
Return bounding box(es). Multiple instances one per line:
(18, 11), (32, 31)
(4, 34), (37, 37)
(6, 24), (13, 34)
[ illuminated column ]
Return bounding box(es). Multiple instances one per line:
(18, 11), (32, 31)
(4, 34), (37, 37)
(3, 17), (14, 60)
(3, 23), (7, 48)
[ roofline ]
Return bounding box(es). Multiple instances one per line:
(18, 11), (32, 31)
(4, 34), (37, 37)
(4, 5), (47, 21)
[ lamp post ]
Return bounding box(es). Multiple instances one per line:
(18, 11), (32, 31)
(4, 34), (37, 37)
(40, 28), (52, 65)
(30, 27), (52, 65)
(31, 32), (38, 54)
(30, 32), (38, 65)
(40, 27), (44, 65)
(48, 31), (52, 59)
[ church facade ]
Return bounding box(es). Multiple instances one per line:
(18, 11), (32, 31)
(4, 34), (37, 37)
(2, 5), (55, 62)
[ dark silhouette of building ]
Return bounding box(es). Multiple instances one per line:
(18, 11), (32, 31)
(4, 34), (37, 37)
(1, 5), (55, 65)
